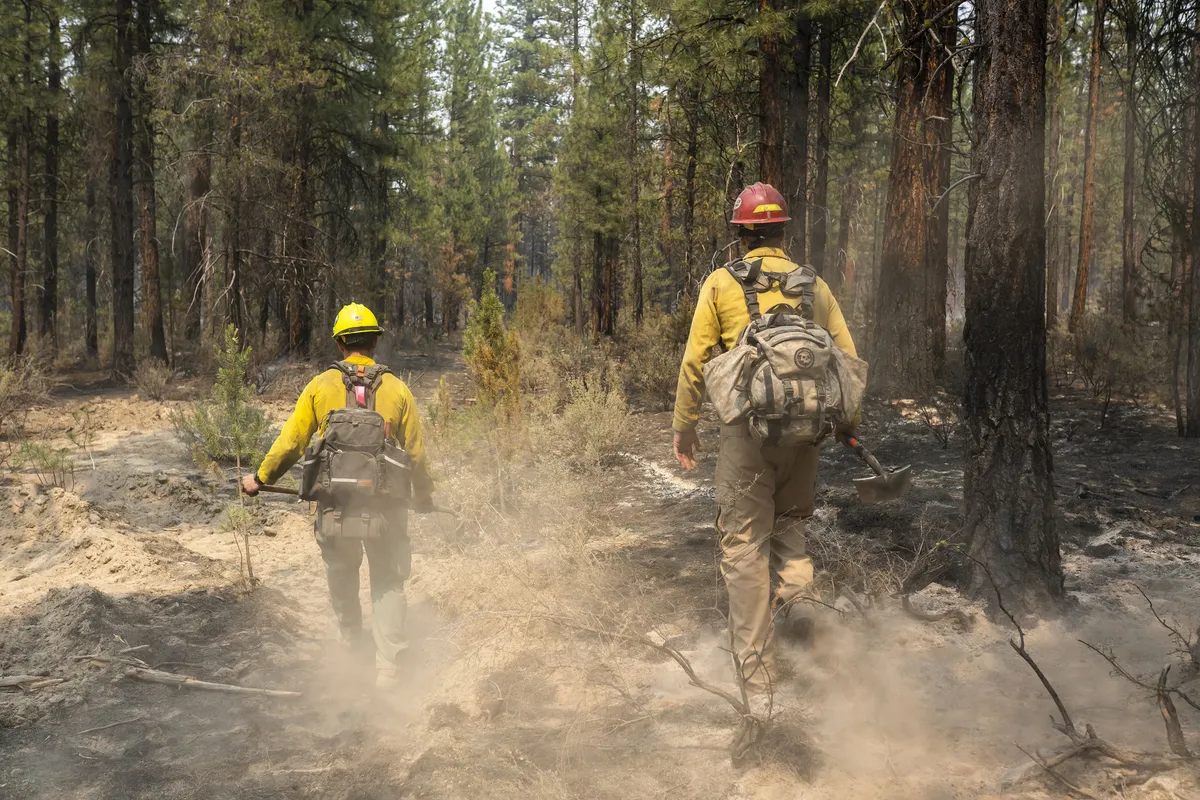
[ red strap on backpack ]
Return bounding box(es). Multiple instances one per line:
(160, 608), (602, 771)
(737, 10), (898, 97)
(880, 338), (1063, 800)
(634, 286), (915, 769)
(354, 385), (367, 407)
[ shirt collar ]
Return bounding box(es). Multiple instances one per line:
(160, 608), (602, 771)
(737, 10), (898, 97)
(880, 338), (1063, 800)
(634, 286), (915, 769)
(344, 353), (376, 366)
(745, 246), (789, 259)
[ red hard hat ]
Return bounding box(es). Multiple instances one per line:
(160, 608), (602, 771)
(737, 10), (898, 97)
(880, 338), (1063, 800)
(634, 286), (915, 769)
(730, 182), (791, 226)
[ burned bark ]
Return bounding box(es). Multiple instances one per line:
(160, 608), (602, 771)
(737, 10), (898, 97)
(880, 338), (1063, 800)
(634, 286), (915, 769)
(872, 0), (956, 395)
(136, 0), (167, 363)
(782, 14), (811, 258)
(84, 180), (98, 359)
(758, 0), (783, 187)
(809, 24), (832, 275)
(1069, 0), (1106, 332)
(1119, 8), (1138, 323)
(111, 0), (137, 377)
(963, 0), (1061, 604)
(40, 13), (61, 351)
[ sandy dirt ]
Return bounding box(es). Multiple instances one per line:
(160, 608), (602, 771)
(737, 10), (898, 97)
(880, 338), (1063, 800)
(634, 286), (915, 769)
(4, 349), (1200, 799)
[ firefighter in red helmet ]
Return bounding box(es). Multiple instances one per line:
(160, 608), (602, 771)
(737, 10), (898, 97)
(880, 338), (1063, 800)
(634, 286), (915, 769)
(671, 182), (861, 703)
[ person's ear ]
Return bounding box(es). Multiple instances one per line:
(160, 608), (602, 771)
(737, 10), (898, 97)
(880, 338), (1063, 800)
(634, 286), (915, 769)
(336, 339), (346, 354)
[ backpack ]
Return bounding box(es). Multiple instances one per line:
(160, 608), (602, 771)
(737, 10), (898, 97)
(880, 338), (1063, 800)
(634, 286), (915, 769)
(702, 258), (868, 447)
(298, 362), (412, 538)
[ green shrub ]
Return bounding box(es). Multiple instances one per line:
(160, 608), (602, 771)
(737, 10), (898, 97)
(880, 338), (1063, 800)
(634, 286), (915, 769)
(463, 267), (522, 420)
(171, 325), (270, 464)
(18, 439), (74, 489)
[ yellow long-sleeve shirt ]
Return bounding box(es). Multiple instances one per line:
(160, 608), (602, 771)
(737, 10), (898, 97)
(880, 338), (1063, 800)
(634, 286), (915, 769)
(256, 354), (434, 501)
(672, 246), (859, 432)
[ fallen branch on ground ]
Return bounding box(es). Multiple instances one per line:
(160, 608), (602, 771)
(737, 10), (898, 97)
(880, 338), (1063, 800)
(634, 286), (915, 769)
(1013, 742), (1103, 800)
(0, 675), (65, 691)
(78, 715), (146, 735)
(125, 667), (302, 697)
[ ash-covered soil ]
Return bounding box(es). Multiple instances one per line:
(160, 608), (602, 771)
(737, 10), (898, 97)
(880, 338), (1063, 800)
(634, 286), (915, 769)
(4, 357), (1200, 800)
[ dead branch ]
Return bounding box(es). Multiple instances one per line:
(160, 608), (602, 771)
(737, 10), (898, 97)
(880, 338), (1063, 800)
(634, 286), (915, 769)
(1157, 667), (1192, 758)
(74, 652), (152, 669)
(78, 715), (146, 735)
(0, 675), (65, 690)
(1079, 639), (1200, 713)
(126, 667), (302, 697)
(1135, 585), (1193, 657)
(901, 595), (973, 630)
(1014, 742), (1103, 800)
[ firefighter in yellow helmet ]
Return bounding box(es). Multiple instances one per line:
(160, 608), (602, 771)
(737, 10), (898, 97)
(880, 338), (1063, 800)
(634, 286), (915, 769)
(672, 184), (861, 701)
(241, 303), (434, 688)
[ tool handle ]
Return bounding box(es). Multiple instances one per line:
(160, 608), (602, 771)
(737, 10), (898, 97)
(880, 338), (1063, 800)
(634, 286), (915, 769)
(254, 484), (299, 496)
(843, 436), (887, 478)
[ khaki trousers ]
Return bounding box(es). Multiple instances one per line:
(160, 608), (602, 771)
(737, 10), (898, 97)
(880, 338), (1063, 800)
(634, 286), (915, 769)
(715, 424), (817, 693)
(317, 510), (411, 665)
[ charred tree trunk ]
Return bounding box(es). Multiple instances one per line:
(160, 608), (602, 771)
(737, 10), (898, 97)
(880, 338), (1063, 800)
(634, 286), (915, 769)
(783, 15), (812, 258)
(85, 181), (99, 359)
(136, 0), (167, 363)
(6, 133), (16, 354)
(928, 30), (955, 370)
(423, 283), (434, 329)
(758, 0), (783, 186)
(111, 0), (137, 377)
(1186, 19), (1200, 437)
(629, 0), (643, 324)
(1045, 0), (1065, 331)
(1119, 11), (1137, 323)
(683, 89), (700, 293)
(1069, 0), (1106, 332)
(831, 106), (866, 301)
(10, 0), (32, 357)
(40, 13), (61, 351)
(183, 153), (210, 341)
(963, 0), (1061, 605)
(809, 24), (832, 275)
(872, 0), (955, 395)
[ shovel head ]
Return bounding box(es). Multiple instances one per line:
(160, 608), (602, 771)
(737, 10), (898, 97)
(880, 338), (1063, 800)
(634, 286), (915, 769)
(853, 465), (912, 504)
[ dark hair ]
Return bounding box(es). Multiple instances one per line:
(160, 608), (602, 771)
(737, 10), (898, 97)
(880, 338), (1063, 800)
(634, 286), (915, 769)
(338, 333), (379, 351)
(738, 222), (786, 245)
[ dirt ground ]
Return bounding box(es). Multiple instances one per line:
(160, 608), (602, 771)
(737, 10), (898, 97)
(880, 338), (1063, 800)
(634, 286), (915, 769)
(4, 346), (1200, 800)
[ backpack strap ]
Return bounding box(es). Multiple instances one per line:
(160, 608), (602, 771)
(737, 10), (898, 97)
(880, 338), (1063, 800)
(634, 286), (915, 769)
(331, 361), (392, 412)
(726, 258), (767, 321)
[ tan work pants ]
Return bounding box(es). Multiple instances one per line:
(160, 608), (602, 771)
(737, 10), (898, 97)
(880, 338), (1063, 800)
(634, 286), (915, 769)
(716, 424), (817, 693)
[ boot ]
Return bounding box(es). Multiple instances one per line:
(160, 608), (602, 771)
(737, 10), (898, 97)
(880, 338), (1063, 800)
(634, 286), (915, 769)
(375, 652), (400, 689)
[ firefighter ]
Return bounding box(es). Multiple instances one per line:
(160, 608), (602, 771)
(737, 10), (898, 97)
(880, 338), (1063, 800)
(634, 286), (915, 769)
(241, 303), (434, 688)
(671, 182), (860, 697)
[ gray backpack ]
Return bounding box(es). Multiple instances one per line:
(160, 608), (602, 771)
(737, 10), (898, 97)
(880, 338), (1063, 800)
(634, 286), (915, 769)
(298, 362), (412, 538)
(702, 259), (868, 447)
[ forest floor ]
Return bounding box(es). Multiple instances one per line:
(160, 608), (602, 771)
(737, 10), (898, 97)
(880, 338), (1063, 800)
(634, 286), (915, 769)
(4, 345), (1200, 799)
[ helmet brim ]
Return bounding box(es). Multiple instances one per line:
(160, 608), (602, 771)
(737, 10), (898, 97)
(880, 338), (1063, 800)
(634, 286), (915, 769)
(332, 326), (385, 340)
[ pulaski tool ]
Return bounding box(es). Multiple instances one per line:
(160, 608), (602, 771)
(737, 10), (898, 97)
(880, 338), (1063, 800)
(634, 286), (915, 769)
(842, 435), (912, 504)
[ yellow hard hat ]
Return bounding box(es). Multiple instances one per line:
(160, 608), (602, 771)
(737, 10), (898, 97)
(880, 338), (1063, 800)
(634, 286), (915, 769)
(332, 303), (384, 339)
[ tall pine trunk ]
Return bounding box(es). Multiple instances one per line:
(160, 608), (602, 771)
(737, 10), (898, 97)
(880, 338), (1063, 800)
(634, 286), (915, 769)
(831, 108), (864, 302)
(11, 0), (32, 357)
(628, 0), (643, 324)
(872, 0), (954, 395)
(40, 14), (60, 351)
(85, 181), (99, 359)
(809, 24), (832, 275)
(963, 0), (1060, 605)
(783, 15), (811, 257)
(111, 0), (137, 377)
(183, 153), (210, 341)
(1119, 12), (1138, 323)
(1186, 17), (1200, 437)
(1045, 0), (1065, 331)
(1069, 0), (1106, 332)
(758, 0), (782, 186)
(682, 88), (700, 293)
(136, 0), (167, 363)
(6, 132), (16, 355)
